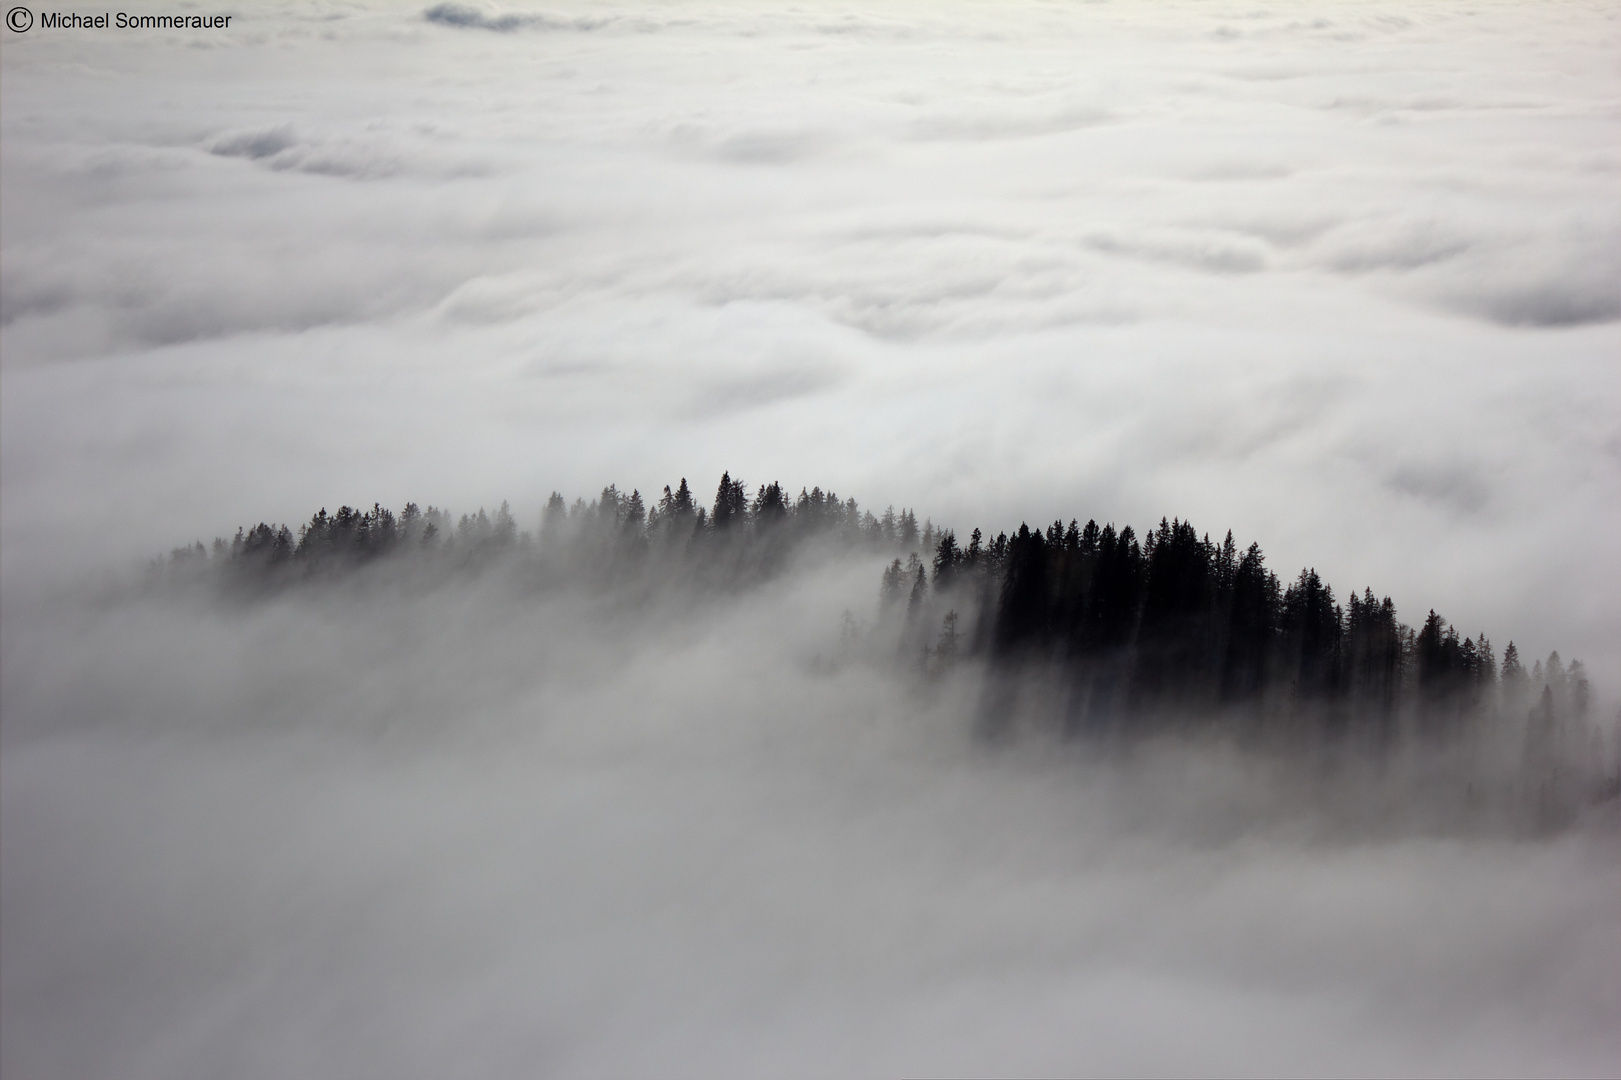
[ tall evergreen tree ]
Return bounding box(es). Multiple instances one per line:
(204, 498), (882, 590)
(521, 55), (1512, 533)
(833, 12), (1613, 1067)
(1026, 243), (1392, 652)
(932, 530), (962, 592)
(711, 472), (748, 531)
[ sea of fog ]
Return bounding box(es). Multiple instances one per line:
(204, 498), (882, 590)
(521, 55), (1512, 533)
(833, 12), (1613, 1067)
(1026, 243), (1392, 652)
(4, 1), (1621, 1076)
(2, 0), (1619, 684)
(3, 555), (1618, 1078)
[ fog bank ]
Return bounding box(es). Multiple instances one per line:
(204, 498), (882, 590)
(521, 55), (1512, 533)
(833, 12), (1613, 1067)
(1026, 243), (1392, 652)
(2, 0), (1619, 687)
(3, 554), (1619, 1078)
(4, 3), (1621, 1075)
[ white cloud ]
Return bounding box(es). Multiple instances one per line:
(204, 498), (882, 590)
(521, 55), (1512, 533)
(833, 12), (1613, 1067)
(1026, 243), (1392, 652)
(2, 0), (1616, 669)
(2, 5), (1619, 1070)
(2, 2), (1617, 632)
(3, 563), (1618, 1077)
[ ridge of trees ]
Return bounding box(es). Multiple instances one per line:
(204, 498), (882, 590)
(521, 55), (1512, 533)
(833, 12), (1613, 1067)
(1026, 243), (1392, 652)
(167, 474), (939, 585)
(902, 514), (1592, 746)
(159, 474), (1609, 799)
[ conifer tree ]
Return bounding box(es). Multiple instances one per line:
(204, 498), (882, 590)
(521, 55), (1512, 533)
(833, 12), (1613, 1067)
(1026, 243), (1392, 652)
(932, 530), (961, 592)
(712, 472), (748, 531)
(906, 564), (928, 625)
(1500, 641), (1527, 710)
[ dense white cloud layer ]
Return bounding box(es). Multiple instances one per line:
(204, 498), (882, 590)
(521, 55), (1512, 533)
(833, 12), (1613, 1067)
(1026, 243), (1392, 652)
(3, 563), (1619, 1078)
(2, 4), (1620, 1074)
(3, 0), (1617, 684)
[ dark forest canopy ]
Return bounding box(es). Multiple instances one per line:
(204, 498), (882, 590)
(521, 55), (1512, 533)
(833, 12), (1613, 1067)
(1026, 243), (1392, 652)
(164, 473), (931, 588)
(157, 472), (1610, 814)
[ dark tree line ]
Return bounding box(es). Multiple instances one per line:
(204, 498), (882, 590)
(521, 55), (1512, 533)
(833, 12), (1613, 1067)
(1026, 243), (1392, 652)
(162, 474), (939, 591)
(897, 513), (1566, 741)
(161, 474), (1607, 790)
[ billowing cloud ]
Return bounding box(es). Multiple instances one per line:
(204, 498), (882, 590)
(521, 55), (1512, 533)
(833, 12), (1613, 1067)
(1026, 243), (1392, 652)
(2, 5), (1619, 1072)
(4, 552), (1619, 1077)
(424, 2), (620, 33)
(2, 0), (1616, 668)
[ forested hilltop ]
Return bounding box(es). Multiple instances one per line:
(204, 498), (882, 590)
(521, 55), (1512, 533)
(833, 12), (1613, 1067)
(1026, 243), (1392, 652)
(159, 472), (1614, 817)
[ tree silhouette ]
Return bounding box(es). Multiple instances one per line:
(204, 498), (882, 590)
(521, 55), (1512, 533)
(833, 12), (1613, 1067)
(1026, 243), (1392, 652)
(171, 472), (1602, 791)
